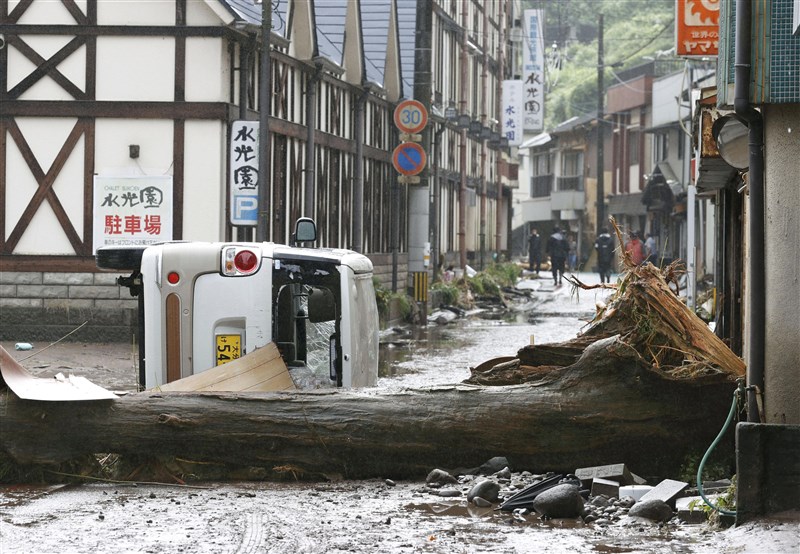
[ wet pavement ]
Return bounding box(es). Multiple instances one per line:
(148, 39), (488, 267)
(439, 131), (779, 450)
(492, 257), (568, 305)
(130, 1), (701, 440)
(2, 271), (798, 553)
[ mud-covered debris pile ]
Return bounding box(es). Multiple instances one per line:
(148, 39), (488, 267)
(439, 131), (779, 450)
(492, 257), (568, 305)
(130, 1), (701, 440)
(467, 231), (745, 386)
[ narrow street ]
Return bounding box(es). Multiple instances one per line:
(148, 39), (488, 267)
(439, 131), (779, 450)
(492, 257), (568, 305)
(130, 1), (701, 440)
(1, 272), (797, 553)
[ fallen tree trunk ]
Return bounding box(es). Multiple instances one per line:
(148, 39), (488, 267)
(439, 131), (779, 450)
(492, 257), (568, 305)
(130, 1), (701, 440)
(0, 335), (736, 481)
(0, 237), (745, 482)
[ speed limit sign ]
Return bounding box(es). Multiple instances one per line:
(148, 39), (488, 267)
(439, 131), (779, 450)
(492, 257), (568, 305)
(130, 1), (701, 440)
(394, 99), (428, 134)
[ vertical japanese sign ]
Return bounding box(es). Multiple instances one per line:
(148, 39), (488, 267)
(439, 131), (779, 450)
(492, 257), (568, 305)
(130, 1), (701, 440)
(502, 80), (524, 146)
(676, 0), (719, 57)
(522, 9), (545, 132)
(230, 120), (260, 226)
(93, 176), (173, 253)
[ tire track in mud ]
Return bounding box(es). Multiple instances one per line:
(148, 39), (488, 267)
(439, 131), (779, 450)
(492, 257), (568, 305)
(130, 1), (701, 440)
(233, 511), (264, 554)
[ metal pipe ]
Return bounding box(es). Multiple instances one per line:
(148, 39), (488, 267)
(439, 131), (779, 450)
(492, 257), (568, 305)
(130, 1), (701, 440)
(734, 0), (765, 423)
(479, 0), (488, 270)
(256, 0), (272, 242)
(495, 0), (506, 259)
(458, 0), (468, 270)
(304, 68), (320, 220)
(596, 13), (605, 236)
(353, 90), (367, 253)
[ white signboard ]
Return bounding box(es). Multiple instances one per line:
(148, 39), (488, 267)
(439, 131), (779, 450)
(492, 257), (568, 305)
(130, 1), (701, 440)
(523, 9), (545, 132)
(230, 120), (260, 226)
(93, 176), (173, 253)
(502, 80), (524, 146)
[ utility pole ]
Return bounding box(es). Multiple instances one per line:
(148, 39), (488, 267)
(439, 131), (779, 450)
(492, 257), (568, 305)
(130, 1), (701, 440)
(257, 0), (272, 242)
(596, 13), (605, 236)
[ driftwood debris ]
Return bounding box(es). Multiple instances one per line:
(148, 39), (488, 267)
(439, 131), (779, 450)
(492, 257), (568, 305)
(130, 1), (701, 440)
(0, 234), (745, 482)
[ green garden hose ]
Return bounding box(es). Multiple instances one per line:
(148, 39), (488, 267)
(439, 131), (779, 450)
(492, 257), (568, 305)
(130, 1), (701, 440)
(696, 379), (744, 516)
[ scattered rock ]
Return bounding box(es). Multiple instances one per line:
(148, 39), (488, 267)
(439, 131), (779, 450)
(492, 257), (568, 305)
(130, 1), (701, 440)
(628, 499), (674, 522)
(426, 469), (458, 486)
(479, 457), (510, 475)
(532, 484), (584, 519)
(437, 489), (461, 498)
(467, 480), (500, 503)
(493, 467), (512, 480)
(472, 497), (493, 507)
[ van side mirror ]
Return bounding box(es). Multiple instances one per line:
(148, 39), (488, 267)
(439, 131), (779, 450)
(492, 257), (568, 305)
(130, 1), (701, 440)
(293, 217), (317, 246)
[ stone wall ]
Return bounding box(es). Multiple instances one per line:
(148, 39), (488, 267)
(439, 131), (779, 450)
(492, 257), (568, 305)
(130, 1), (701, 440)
(0, 271), (137, 343)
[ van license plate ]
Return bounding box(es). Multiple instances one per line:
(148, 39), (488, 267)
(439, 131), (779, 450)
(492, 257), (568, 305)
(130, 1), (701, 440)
(216, 334), (241, 366)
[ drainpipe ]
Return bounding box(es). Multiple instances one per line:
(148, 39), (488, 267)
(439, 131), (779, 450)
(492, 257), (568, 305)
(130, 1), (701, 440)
(353, 89), (368, 253)
(432, 123), (446, 281)
(257, 2), (272, 242)
(458, 0), (468, 270)
(735, 0), (765, 423)
(304, 66), (322, 220)
(494, 0), (506, 259)
(479, 1), (488, 270)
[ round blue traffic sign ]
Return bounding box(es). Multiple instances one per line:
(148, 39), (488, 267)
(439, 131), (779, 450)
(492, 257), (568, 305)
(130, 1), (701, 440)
(392, 143), (427, 176)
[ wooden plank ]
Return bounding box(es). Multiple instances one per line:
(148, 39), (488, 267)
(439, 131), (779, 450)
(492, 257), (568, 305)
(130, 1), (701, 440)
(156, 342), (295, 392)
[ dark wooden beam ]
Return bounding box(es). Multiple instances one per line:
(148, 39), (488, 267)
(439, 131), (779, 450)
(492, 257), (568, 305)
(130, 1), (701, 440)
(1, 100), (236, 120)
(0, 255), (99, 272)
(0, 24), (241, 40)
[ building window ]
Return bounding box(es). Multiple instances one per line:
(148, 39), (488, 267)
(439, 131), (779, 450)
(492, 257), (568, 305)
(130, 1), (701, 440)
(654, 132), (668, 162)
(628, 130), (640, 165)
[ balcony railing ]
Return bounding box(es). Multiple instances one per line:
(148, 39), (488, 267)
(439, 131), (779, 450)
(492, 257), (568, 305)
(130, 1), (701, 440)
(556, 175), (584, 191)
(530, 174), (553, 198)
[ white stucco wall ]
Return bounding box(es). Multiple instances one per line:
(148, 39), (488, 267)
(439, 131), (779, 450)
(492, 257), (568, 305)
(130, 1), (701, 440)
(5, 118), (85, 254)
(183, 120), (227, 240)
(185, 37), (228, 102)
(763, 103), (800, 425)
(96, 37), (176, 101)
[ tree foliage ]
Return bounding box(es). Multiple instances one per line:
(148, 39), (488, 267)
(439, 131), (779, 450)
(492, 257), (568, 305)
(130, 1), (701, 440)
(525, 0), (676, 129)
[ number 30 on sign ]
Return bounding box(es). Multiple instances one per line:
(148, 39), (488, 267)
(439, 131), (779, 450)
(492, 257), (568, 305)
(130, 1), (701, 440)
(394, 100), (428, 134)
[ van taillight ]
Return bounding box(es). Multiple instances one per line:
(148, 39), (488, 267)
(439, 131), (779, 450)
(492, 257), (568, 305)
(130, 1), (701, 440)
(235, 250), (258, 273)
(223, 246), (261, 276)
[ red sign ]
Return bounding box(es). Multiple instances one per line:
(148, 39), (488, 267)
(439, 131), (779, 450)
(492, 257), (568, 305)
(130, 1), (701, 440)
(676, 0), (720, 57)
(393, 100), (428, 134)
(392, 143), (427, 176)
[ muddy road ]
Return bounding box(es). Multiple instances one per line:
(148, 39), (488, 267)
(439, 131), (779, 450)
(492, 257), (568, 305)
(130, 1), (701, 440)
(2, 272), (798, 553)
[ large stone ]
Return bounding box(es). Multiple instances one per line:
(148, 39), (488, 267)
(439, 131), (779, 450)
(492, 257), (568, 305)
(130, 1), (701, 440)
(628, 499), (674, 522)
(467, 480), (500, 503)
(426, 468), (458, 486)
(479, 456), (510, 475)
(532, 484), (585, 519)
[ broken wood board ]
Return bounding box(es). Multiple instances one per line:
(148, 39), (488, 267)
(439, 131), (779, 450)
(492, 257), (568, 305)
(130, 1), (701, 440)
(154, 342), (296, 392)
(0, 345), (118, 402)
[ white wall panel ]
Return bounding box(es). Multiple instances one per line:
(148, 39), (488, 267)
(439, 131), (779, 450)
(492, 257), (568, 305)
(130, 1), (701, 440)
(95, 119), (174, 176)
(185, 37), (226, 101)
(96, 37), (175, 101)
(97, 1), (175, 25)
(183, 120), (226, 240)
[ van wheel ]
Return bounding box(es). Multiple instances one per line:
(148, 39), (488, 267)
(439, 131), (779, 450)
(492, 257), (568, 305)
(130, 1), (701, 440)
(96, 246), (146, 271)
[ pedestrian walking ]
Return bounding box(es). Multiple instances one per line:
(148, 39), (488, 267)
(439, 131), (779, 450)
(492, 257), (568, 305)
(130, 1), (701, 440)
(568, 234), (577, 271)
(644, 233), (658, 265)
(528, 227), (542, 274)
(546, 226), (569, 286)
(624, 231), (646, 266)
(594, 228), (614, 283)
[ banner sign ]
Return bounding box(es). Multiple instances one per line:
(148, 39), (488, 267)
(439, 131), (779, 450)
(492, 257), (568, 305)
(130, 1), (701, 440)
(230, 120), (260, 226)
(522, 9), (545, 132)
(93, 175), (173, 253)
(502, 80), (524, 146)
(676, 0), (720, 57)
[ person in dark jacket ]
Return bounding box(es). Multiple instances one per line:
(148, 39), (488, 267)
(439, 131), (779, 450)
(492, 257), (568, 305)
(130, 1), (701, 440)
(546, 226), (569, 286)
(528, 227), (542, 273)
(594, 228), (614, 283)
